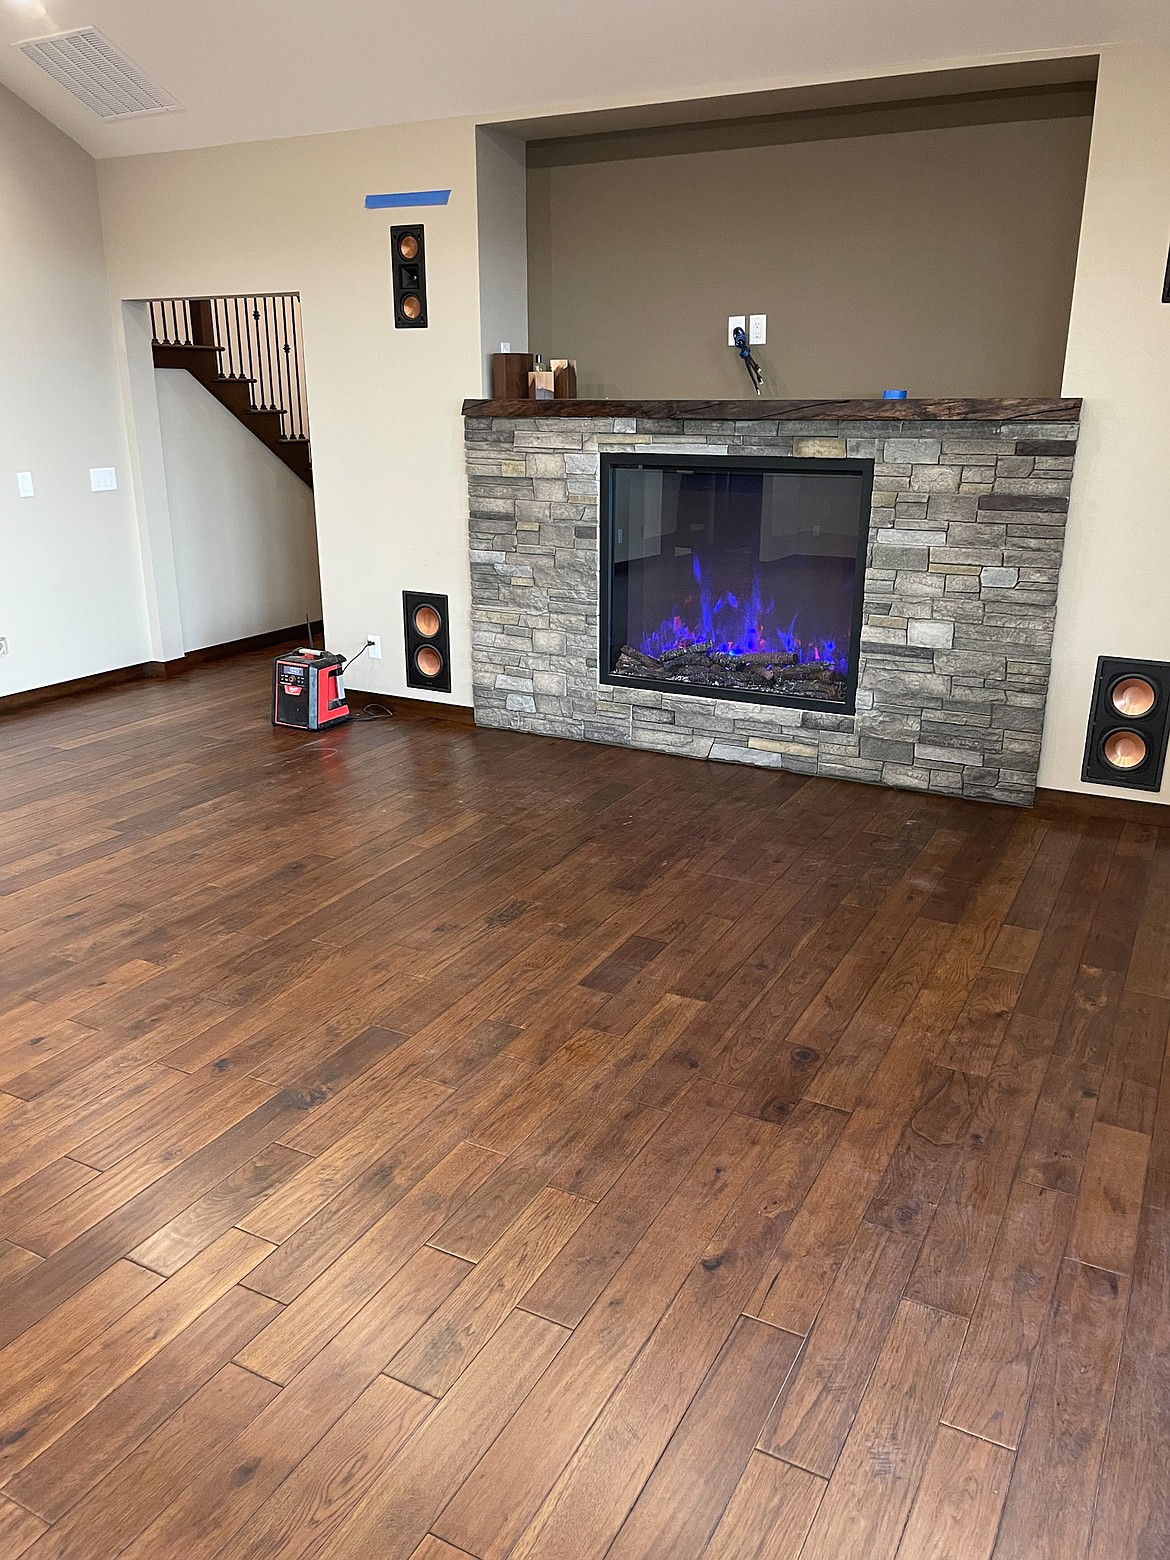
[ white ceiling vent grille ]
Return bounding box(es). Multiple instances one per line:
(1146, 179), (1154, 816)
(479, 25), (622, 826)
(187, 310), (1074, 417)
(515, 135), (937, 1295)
(17, 28), (180, 119)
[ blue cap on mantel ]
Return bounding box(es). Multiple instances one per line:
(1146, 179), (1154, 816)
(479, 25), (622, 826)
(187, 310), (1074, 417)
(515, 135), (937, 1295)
(882, 388), (909, 399)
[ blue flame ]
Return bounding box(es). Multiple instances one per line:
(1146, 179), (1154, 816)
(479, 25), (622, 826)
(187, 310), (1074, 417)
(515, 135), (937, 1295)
(639, 557), (848, 672)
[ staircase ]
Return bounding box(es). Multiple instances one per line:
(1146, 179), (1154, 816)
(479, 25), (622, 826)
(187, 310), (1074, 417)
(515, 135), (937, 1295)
(150, 296), (313, 487)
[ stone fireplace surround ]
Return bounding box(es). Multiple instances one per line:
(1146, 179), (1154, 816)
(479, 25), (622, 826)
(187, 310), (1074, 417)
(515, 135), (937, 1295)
(464, 398), (1080, 806)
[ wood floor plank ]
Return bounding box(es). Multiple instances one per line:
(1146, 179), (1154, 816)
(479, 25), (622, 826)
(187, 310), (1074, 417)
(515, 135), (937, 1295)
(1087, 1205), (1170, 1560)
(236, 1149), (488, 1383)
(519, 1083), (734, 1328)
(893, 1424), (1014, 1560)
(211, 1375), (433, 1560)
(505, 1113), (835, 1560)
(309, 1309), (570, 1560)
(943, 1179), (1075, 1449)
(991, 1260), (1129, 1560)
(431, 1111), (790, 1560)
(758, 1218), (919, 1476)
(391, 1184), (591, 1395)
(796, 1299), (968, 1560)
(751, 1023), (938, 1334)
(127, 1142), (312, 1275)
(605, 1316), (801, 1560)
(1067, 1120), (1149, 1276)
(704, 1452), (826, 1560)
(907, 1011), (1057, 1318)
(5, 1283), (280, 1521)
(113, 1241), (483, 1559)
(0, 1496), (47, 1558)
(16, 1363), (280, 1560)
(0, 1228), (271, 1481)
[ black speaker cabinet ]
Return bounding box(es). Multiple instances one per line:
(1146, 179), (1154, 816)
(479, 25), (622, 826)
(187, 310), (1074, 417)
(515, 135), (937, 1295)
(404, 591), (451, 692)
(1082, 655), (1170, 791)
(391, 225), (427, 328)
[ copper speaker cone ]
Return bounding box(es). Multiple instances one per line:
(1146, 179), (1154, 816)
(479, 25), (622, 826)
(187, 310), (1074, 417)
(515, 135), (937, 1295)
(1110, 675), (1157, 718)
(415, 645), (443, 679)
(1103, 729), (1148, 770)
(400, 295), (422, 321)
(413, 604), (442, 638)
(397, 233), (419, 261)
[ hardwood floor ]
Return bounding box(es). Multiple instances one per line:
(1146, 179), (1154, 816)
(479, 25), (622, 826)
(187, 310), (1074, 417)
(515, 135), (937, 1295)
(0, 646), (1166, 1560)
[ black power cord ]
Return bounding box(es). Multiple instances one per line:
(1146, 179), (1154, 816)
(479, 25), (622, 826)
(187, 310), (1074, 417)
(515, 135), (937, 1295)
(732, 325), (764, 395)
(340, 639), (395, 721)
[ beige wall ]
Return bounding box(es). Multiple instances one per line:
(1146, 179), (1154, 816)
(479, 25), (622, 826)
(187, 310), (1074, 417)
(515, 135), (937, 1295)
(0, 82), (150, 696)
(528, 114), (1092, 399)
(1042, 42), (1170, 800)
(98, 119), (483, 704)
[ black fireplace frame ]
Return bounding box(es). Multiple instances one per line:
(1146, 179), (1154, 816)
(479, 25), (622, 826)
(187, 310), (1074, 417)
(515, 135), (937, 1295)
(598, 451), (874, 715)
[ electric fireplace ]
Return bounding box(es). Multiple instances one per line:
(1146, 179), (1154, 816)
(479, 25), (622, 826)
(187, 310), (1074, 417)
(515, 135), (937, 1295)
(600, 453), (872, 713)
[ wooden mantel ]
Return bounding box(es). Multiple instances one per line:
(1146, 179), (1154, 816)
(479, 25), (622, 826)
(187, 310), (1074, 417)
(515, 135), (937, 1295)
(462, 396), (1082, 422)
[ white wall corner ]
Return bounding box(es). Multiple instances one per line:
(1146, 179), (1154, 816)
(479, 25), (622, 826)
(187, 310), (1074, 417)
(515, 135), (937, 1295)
(476, 125), (530, 395)
(116, 301), (187, 663)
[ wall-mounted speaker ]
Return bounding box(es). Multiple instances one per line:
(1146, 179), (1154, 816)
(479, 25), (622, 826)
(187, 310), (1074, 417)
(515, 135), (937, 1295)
(391, 225), (427, 328)
(1082, 655), (1170, 791)
(404, 590), (451, 691)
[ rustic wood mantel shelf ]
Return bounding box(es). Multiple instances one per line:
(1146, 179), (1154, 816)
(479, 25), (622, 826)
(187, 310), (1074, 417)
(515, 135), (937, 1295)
(462, 397), (1082, 422)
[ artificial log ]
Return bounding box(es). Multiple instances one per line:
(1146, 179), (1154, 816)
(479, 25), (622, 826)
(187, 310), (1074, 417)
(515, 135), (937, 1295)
(612, 644), (847, 704)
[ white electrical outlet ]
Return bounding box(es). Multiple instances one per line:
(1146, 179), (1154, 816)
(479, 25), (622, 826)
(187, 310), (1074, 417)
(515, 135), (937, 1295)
(367, 635), (382, 660)
(727, 315), (746, 347)
(16, 472), (34, 498)
(500, 341), (512, 353)
(90, 467), (117, 492)
(749, 314), (767, 345)
(0, 636), (9, 657)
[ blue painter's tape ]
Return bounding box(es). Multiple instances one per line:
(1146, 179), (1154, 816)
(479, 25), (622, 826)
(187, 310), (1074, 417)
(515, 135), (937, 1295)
(364, 189), (451, 209)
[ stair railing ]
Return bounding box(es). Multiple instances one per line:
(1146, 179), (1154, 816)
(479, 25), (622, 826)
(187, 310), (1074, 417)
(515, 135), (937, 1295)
(147, 294), (310, 444)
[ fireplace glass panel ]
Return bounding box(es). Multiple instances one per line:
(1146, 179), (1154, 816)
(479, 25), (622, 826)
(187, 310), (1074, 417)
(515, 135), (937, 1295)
(602, 455), (871, 711)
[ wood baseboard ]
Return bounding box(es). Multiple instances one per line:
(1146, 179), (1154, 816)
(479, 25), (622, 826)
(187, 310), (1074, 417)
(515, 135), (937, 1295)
(347, 688), (476, 726)
(0, 623), (321, 717)
(1034, 786), (1168, 824)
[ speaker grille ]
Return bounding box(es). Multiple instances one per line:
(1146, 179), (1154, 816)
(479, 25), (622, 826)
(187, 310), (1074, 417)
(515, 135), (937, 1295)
(17, 28), (180, 120)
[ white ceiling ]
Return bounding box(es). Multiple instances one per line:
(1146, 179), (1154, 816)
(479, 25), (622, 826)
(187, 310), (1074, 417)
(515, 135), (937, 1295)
(0, 0), (1165, 159)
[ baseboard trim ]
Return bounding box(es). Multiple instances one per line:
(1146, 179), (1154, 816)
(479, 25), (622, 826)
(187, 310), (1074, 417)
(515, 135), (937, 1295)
(183, 623), (324, 667)
(0, 624), (321, 717)
(347, 688), (476, 726)
(1034, 786), (1168, 824)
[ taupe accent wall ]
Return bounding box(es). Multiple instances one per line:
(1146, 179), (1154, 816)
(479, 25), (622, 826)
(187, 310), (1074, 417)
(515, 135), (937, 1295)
(527, 114), (1093, 401)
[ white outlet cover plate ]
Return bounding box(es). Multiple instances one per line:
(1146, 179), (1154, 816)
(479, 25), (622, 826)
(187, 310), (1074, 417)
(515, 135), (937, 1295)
(368, 636), (382, 659)
(728, 315), (746, 347)
(16, 472), (34, 498)
(749, 314), (767, 345)
(90, 467), (117, 491)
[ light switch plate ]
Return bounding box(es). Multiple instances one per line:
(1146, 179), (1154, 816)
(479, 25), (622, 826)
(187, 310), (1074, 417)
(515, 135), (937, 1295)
(90, 467), (117, 492)
(16, 472), (34, 498)
(749, 314), (767, 345)
(728, 315), (746, 346)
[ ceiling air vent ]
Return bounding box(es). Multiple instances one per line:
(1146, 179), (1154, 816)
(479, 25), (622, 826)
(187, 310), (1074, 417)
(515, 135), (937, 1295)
(16, 28), (180, 119)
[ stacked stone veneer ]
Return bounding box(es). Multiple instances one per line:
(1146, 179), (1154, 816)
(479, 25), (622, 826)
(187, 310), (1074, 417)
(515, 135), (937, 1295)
(466, 413), (1078, 805)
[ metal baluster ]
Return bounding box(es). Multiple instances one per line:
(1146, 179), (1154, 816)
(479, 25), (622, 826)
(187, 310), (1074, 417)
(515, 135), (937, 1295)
(280, 295), (293, 439)
(252, 297), (262, 409)
(230, 297), (242, 380)
(291, 296), (306, 441)
(263, 296), (277, 413)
